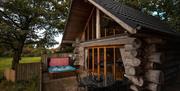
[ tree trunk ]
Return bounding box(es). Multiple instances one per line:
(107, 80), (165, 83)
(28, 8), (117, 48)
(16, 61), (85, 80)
(11, 43), (24, 69)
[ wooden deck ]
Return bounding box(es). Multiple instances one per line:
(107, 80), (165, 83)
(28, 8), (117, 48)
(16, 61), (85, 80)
(42, 73), (79, 91)
(41, 71), (180, 91)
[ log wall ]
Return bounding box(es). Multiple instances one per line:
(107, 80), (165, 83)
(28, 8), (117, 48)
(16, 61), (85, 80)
(120, 38), (145, 91)
(161, 40), (180, 86)
(142, 37), (164, 91)
(78, 34), (180, 91)
(122, 36), (180, 91)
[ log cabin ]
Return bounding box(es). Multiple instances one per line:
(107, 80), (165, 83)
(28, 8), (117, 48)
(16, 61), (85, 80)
(60, 0), (180, 91)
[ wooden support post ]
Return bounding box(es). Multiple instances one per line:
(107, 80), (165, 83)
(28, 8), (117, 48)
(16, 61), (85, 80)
(105, 28), (107, 37)
(92, 15), (94, 40)
(88, 48), (90, 73)
(113, 47), (116, 80)
(113, 29), (115, 36)
(92, 48), (94, 74)
(97, 48), (100, 80)
(81, 32), (85, 41)
(96, 8), (100, 39)
(104, 47), (107, 84)
(87, 24), (89, 40)
(84, 48), (88, 70)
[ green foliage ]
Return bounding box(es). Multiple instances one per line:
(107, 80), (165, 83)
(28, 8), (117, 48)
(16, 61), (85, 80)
(0, 0), (69, 48)
(22, 45), (42, 57)
(0, 44), (13, 57)
(0, 77), (39, 91)
(0, 73), (4, 82)
(116, 0), (180, 31)
(58, 46), (74, 53)
(0, 0), (69, 68)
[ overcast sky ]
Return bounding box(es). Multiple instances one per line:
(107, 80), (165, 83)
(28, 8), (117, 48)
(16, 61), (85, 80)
(53, 34), (63, 49)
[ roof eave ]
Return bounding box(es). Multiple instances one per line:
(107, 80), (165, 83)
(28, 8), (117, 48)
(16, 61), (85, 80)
(61, 0), (74, 46)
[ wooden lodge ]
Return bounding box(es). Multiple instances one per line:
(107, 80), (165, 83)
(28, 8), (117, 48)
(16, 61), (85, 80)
(61, 0), (180, 91)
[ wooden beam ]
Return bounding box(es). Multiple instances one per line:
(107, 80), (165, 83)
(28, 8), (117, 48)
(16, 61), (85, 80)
(96, 8), (101, 39)
(81, 31), (85, 41)
(92, 15), (94, 40)
(88, 0), (136, 34)
(80, 35), (135, 47)
(87, 25), (89, 40)
(113, 29), (116, 36)
(62, 40), (74, 43)
(88, 48), (90, 72)
(92, 48), (95, 74)
(86, 45), (123, 49)
(83, 7), (95, 35)
(113, 47), (116, 80)
(84, 48), (88, 70)
(104, 47), (107, 84)
(105, 28), (107, 37)
(97, 48), (100, 80)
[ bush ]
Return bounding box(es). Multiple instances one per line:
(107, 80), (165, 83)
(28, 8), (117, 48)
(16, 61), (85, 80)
(0, 74), (4, 82)
(0, 77), (39, 91)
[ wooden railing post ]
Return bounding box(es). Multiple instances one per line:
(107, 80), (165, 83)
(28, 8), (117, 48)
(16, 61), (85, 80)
(97, 48), (100, 80)
(104, 47), (107, 85)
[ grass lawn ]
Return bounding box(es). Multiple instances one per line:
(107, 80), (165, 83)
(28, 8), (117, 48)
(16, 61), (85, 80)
(0, 57), (41, 74)
(0, 57), (41, 91)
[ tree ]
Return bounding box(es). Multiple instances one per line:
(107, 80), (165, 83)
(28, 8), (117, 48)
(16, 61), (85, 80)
(117, 0), (180, 31)
(0, 0), (69, 69)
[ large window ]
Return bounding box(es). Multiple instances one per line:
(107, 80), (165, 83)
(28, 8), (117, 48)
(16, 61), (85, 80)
(86, 46), (124, 80)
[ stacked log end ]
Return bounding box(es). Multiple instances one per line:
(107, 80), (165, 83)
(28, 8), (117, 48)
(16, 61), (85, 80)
(121, 37), (168, 91)
(143, 38), (164, 91)
(121, 38), (144, 91)
(144, 38), (180, 90)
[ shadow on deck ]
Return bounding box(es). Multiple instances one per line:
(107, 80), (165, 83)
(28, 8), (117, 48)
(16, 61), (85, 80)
(42, 73), (79, 91)
(41, 71), (180, 91)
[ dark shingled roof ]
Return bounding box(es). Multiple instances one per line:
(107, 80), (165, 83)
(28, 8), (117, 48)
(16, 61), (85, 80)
(93, 0), (178, 35)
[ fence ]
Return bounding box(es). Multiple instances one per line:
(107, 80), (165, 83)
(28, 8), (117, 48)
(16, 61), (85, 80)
(4, 62), (41, 81)
(15, 62), (41, 81)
